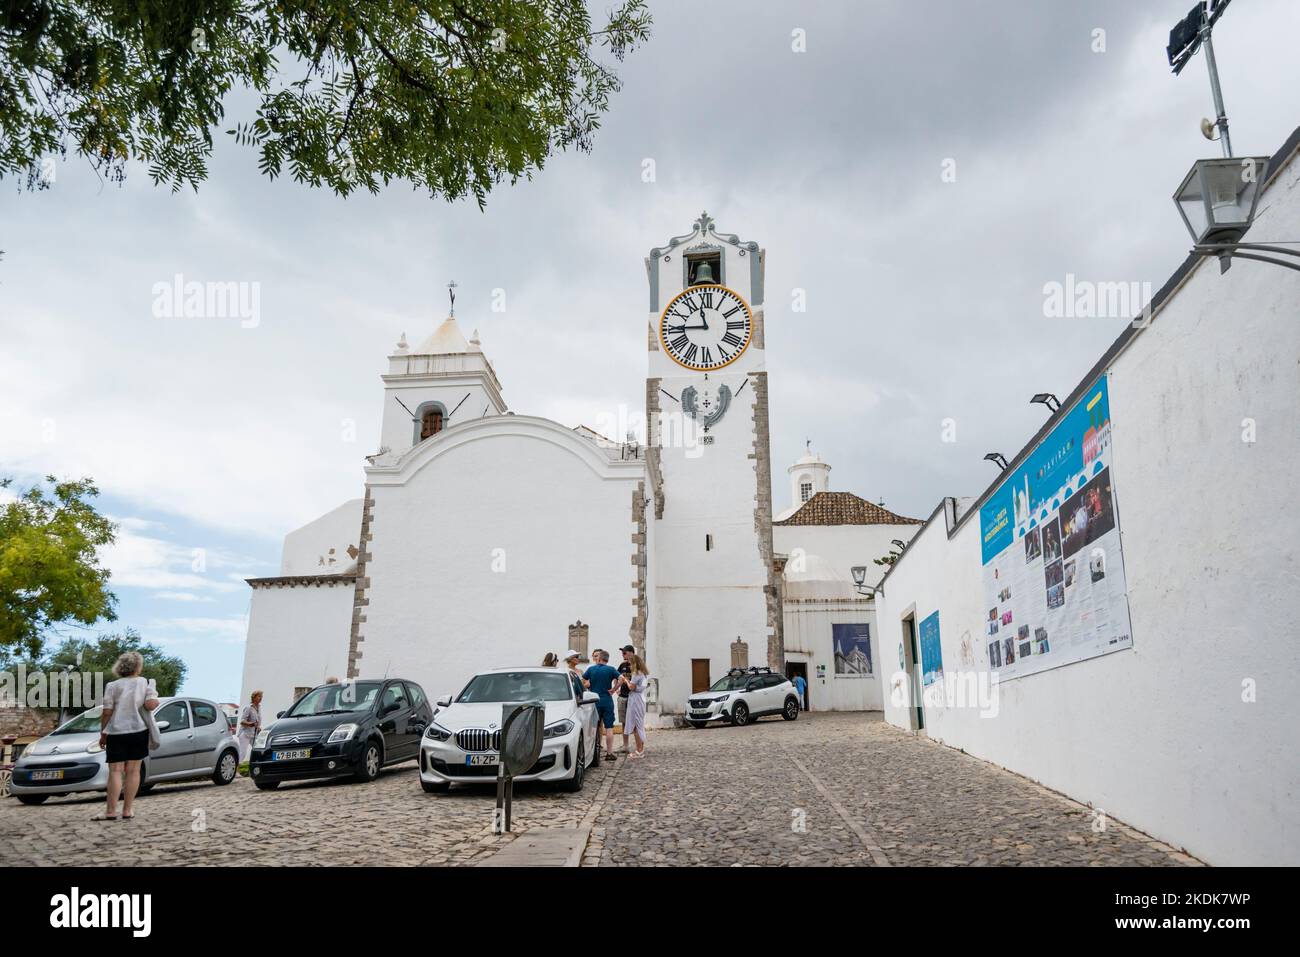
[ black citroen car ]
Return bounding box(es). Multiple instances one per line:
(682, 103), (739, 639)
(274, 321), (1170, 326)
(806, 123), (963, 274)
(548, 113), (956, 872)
(249, 678), (432, 790)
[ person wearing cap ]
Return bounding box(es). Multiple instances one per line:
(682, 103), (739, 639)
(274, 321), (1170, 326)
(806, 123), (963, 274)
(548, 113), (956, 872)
(616, 645), (635, 753)
(563, 650), (584, 698)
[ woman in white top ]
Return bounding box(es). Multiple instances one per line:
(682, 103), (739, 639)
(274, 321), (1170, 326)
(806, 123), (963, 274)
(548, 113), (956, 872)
(97, 652), (160, 821)
(238, 691), (263, 763)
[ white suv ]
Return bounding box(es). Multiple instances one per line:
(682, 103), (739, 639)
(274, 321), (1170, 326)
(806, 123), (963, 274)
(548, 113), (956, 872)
(685, 667), (801, 728)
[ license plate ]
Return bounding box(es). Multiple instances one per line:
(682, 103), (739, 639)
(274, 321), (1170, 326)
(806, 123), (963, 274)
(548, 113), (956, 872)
(31, 769), (64, 781)
(272, 749), (311, 761)
(466, 753), (498, 766)
(690, 710), (711, 717)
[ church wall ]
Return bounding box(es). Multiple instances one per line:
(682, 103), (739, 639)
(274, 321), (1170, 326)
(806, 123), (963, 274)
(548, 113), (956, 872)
(281, 499), (363, 576)
(873, 144), (1300, 866)
(356, 423), (643, 702)
(240, 581), (356, 720)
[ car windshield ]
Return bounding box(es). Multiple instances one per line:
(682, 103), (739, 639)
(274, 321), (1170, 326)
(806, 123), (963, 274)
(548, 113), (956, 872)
(285, 681), (381, 716)
(710, 675), (753, 691)
(51, 707), (103, 735)
(458, 672), (573, 703)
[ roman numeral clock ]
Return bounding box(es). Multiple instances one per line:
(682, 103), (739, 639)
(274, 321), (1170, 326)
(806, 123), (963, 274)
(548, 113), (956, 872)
(645, 212), (782, 718)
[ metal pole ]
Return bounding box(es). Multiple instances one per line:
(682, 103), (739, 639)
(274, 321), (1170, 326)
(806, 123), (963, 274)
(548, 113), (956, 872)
(1200, 19), (1233, 157)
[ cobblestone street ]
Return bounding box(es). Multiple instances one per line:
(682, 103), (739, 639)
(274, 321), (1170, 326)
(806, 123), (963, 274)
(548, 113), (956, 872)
(0, 714), (1201, 867)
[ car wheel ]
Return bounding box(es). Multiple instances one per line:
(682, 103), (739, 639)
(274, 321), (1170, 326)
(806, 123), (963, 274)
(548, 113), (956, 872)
(589, 730), (601, 768)
(354, 740), (382, 783)
(17, 794), (49, 805)
(212, 749), (239, 785)
(563, 735), (585, 792)
(782, 697), (800, 721)
(254, 778), (280, 790)
(730, 702), (750, 726)
(688, 720), (710, 729)
(421, 779), (450, 793)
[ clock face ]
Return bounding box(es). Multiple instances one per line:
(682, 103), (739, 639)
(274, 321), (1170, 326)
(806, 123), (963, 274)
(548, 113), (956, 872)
(658, 284), (753, 371)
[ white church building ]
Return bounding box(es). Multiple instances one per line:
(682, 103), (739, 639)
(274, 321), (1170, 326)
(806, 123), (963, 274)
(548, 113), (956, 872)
(240, 215), (921, 721)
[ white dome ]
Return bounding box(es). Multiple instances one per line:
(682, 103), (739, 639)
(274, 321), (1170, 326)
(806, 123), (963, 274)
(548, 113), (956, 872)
(782, 552), (858, 600)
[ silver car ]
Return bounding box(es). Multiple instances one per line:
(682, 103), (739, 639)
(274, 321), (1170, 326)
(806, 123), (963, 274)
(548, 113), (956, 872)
(8, 696), (241, 805)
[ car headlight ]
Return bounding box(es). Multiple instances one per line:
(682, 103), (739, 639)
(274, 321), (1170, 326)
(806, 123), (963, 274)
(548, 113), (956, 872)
(713, 695), (729, 703)
(543, 719), (574, 739)
(425, 723), (452, 742)
(327, 723), (358, 744)
(254, 729), (270, 749)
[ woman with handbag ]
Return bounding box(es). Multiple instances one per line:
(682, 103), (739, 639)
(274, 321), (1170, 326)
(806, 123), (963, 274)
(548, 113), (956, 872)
(96, 652), (160, 821)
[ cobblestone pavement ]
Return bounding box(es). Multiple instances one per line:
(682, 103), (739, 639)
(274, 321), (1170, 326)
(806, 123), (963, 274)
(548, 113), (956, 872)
(595, 713), (1202, 866)
(0, 714), (1201, 867)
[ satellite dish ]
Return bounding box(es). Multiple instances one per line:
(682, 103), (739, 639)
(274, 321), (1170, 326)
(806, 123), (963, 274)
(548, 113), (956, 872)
(1200, 117), (1220, 141)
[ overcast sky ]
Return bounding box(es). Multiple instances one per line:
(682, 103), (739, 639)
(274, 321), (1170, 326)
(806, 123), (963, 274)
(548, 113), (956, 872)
(3, 0), (1299, 701)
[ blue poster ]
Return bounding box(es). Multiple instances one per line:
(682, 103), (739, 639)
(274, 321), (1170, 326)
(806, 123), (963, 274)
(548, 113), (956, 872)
(832, 623), (872, 675)
(979, 377), (1113, 565)
(918, 611), (943, 687)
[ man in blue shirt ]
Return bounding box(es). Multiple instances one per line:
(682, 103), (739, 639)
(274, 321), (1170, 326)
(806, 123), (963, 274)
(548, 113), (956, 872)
(583, 651), (621, 761)
(792, 672), (808, 710)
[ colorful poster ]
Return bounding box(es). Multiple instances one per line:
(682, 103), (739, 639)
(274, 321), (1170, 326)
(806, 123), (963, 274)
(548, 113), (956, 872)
(978, 375), (1133, 681)
(832, 623), (872, 675)
(918, 611), (943, 687)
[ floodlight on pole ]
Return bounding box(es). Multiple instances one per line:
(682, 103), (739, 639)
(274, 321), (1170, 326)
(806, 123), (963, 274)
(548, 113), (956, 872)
(1030, 393), (1061, 413)
(984, 453), (1008, 470)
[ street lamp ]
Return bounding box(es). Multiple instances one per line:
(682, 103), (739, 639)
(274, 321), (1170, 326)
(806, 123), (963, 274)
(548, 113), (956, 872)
(1030, 393), (1060, 413)
(1174, 157), (1300, 273)
(850, 565), (877, 598)
(984, 452), (1008, 470)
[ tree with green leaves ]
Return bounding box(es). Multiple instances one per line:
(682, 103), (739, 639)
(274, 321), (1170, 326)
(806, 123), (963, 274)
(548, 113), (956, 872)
(1, 0), (651, 202)
(0, 476), (118, 658)
(45, 627), (188, 697)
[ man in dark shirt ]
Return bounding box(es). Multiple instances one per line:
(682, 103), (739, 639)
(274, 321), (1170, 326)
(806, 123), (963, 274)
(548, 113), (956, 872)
(616, 644), (635, 753)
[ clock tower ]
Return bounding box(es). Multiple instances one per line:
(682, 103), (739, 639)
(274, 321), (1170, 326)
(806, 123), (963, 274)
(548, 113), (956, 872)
(645, 212), (783, 715)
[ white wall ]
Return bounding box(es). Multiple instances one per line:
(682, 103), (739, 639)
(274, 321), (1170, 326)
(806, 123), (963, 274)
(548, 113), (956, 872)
(784, 598), (882, 711)
(281, 499), (363, 576)
(240, 582), (355, 720)
(774, 523), (917, 588)
(875, 145), (1300, 866)
(359, 415), (644, 703)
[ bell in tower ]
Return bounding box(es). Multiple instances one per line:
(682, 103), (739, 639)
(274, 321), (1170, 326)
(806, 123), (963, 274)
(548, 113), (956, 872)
(691, 260), (716, 285)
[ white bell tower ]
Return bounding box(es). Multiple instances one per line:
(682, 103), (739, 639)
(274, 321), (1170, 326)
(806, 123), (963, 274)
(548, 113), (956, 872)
(645, 212), (782, 714)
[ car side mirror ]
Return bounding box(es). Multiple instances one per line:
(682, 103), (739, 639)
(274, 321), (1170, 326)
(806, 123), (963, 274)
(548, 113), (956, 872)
(582, 691), (599, 704)
(276, 711), (285, 718)
(381, 702), (399, 716)
(155, 720), (170, 731)
(436, 695), (452, 708)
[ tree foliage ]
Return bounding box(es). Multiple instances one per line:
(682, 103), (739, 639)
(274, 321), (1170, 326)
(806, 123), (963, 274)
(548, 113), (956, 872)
(0, 475), (118, 657)
(1, 0), (651, 202)
(45, 627), (188, 696)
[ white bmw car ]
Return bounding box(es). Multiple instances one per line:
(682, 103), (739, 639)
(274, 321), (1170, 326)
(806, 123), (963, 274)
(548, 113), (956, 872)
(419, 667), (600, 793)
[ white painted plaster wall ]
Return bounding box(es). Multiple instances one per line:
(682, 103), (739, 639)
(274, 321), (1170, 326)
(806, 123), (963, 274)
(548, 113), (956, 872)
(359, 416), (644, 704)
(281, 498), (363, 576)
(240, 582), (355, 720)
(875, 148), (1300, 866)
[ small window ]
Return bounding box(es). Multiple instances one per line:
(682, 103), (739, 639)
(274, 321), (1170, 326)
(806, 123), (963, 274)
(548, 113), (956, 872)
(801, 482), (813, 502)
(192, 702), (218, 726)
(420, 408), (444, 440)
(705, 533), (713, 551)
(156, 701), (189, 732)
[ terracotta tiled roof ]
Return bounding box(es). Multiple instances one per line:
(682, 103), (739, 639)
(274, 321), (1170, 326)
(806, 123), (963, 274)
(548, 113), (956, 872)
(775, 491), (922, 527)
